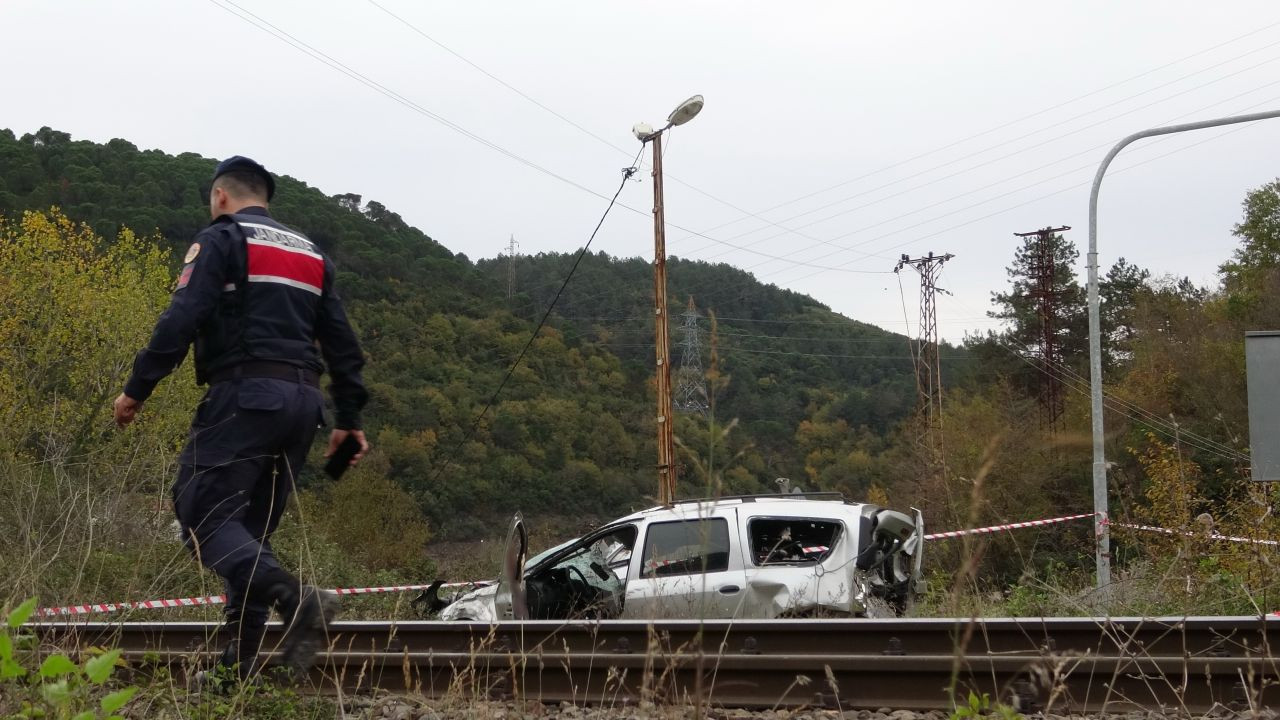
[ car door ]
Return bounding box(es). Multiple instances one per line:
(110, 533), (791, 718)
(493, 513), (528, 621)
(621, 509), (747, 619)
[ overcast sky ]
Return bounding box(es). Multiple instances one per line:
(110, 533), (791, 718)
(5, 1), (1280, 342)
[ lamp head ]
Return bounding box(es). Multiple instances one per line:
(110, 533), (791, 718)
(667, 94), (704, 126)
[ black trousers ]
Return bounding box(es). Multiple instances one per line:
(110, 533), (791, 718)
(172, 376), (324, 672)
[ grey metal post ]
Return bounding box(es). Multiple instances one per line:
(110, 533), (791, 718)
(1088, 108), (1280, 590)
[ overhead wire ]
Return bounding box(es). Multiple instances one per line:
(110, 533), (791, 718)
(207, 0), (636, 208)
(692, 74), (1280, 276)
(502, 78), (1280, 318)
(362, 0), (946, 256)
(682, 42), (1280, 261)
(668, 19), (1280, 242)
(598, 343), (969, 362)
(419, 149), (645, 483)
(366, 0), (1280, 271)
(764, 96), (1280, 291)
(209, 0), (879, 281)
(212, 0), (1272, 460)
(644, 106), (1277, 335)
(222, 0), (1280, 288)
(948, 295), (1249, 463)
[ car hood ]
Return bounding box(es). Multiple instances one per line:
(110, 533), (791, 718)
(438, 582), (501, 622)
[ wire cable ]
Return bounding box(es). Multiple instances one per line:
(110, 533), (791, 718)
(691, 75), (1280, 271)
(421, 150), (644, 484)
(507, 84), (1280, 316)
(673, 23), (1280, 247)
(766, 99), (1280, 290)
(367, 0), (1280, 271)
(950, 294), (1249, 462)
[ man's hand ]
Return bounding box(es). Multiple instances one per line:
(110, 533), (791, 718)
(113, 393), (142, 428)
(325, 428), (369, 467)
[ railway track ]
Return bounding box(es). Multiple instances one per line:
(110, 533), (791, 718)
(29, 616), (1280, 713)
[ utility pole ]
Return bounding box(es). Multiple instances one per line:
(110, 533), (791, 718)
(1015, 225), (1071, 433)
(650, 130), (677, 506)
(504, 234), (519, 300)
(1088, 109), (1280, 591)
(894, 252), (954, 430)
(634, 94), (704, 507)
(675, 296), (709, 417)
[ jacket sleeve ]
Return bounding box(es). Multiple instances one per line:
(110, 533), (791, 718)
(316, 259), (369, 429)
(123, 230), (229, 402)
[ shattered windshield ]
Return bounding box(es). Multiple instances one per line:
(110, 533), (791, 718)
(527, 524), (637, 619)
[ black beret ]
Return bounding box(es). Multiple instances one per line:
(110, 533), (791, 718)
(213, 155), (276, 200)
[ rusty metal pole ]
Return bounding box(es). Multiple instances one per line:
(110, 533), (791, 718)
(651, 131), (677, 506)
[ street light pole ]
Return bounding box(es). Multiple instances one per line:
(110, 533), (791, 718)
(650, 129), (677, 506)
(1087, 108), (1280, 591)
(635, 95), (704, 507)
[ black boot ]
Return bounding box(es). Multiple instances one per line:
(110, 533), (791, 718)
(278, 585), (340, 677)
(243, 567), (340, 678)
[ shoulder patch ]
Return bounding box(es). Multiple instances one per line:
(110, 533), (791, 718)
(184, 243), (201, 263)
(176, 263), (194, 290)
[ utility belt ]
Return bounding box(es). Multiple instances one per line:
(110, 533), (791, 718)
(209, 361), (320, 388)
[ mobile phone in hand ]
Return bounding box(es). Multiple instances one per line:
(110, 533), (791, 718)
(324, 434), (362, 479)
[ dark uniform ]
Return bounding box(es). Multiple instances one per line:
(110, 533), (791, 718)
(122, 156), (367, 680)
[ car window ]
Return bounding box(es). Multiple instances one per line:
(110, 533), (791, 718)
(748, 517), (842, 565)
(550, 526), (636, 583)
(528, 525), (637, 619)
(640, 518), (731, 577)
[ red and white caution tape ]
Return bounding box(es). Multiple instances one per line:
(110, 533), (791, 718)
(1106, 520), (1280, 547)
(924, 511), (1280, 547)
(39, 513), (1280, 618)
(37, 580), (490, 618)
(924, 512), (1097, 540)
(38, 594), (228, 617)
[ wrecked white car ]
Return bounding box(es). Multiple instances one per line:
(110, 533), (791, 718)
(435, 492), (924, 622)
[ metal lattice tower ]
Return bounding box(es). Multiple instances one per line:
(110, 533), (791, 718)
(894, 252), (954, 429)
(1015, 225), (1070, 432)
(504, 235), (519, 300)
(675, 296), (709, 416)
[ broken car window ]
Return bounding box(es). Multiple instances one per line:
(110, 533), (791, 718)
(640, 518), (731, 578)
(748, 517), (842, 565)
(527, 525), (636, 620)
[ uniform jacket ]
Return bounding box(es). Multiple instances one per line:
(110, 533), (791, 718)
(124, 207), (368, 429)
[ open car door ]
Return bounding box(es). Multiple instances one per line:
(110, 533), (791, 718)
(493, 512), (528, 621)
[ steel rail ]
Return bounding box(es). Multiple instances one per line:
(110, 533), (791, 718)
(28, 617), (1280, 712)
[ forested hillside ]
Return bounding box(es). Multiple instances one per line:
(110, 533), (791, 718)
(0, 127), (932, 539)
(5, 125), (1280, 617)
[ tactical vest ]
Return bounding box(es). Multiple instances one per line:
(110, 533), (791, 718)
(193, 212), (328, 383)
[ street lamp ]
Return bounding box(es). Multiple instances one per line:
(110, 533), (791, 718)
(635, 94), (705, 506)
(1087, 108), (1280, 591)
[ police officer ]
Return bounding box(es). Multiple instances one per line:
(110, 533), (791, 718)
(113, 156), (370, 682)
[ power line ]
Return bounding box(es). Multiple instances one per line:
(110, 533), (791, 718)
(419, 152), (643, 483)
(600, 343), (972, 361)
(364, 0), (948, 259)
(527, 82), (1280, 323)
(208, 0), (632, 208)
(688, 71), (1280, 272)
(761, 99), (1280, 292)
(500, 78), (1280, 316)
(362, 0), (1280, 310)
(948, 295), (1249, 463)
(669, 19), (1280, 244)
